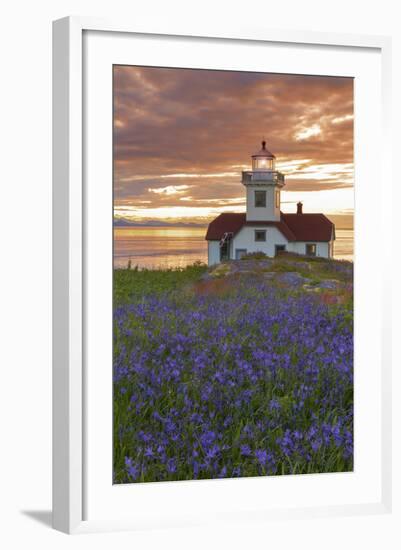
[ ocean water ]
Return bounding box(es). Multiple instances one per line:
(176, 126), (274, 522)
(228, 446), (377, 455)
(114, 226), (354, 269)
(333, 229), (354, 262)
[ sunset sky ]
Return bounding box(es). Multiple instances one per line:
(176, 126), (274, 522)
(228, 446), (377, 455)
(113, 66), (354, 228)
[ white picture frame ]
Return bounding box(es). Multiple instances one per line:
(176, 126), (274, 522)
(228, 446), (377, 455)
(52, 16), (392, 534)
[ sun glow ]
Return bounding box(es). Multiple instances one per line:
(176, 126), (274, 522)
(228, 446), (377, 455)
(114, 184), (353, 224)
(114, 204), (244, 222)
(281, 187), (354, 214)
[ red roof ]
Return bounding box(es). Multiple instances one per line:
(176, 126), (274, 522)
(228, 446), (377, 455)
(281, 213), (334, 242)
(205, 212), (334, 242)
(205, 213), (246, 240)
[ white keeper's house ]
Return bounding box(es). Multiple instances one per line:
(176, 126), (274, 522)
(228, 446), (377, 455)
(205, 141), (335, 266)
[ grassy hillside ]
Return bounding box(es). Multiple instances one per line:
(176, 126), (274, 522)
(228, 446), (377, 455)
(113, 254), (353, 483)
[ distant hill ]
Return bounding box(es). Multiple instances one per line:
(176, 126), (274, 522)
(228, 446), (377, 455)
(113, 218), (206, 228)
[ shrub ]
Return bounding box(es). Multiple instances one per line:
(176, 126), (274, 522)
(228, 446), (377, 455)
(240, 251), (268, 260)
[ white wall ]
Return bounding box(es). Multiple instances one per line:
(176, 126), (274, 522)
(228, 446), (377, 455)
(207, 241), (220, 265)
(245, 184), (280, 221)
(288, 241), (330, 258)
(232, 226), (288, 257)
(232, 228), (331, 259)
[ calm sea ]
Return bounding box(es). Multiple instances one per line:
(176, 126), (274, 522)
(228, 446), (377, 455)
(114, 227), (354, 269)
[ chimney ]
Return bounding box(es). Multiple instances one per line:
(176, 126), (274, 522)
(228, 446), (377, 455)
(297, 201), (303, 215)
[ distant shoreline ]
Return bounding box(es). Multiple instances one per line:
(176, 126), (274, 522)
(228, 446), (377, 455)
(114, 216), (353, 231)
(114, 220), (206, 228)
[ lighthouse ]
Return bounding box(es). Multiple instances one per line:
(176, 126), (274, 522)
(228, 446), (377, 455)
(242, 140), (285, 222)
(205, 141), (335, 265)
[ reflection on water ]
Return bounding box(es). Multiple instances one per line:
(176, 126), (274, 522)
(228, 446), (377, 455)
(114, 227), (354, 269)
(114, 227), (208, 269)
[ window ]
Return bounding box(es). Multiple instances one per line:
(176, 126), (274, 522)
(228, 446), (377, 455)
(275, 190), (280, 208)
(255, 230), (266, 242)
(252, 158), (274, 170)
(306, 243), (317, 256)
(254, 190), (266, 207)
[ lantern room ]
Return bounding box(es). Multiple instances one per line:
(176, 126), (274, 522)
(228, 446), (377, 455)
(251, 140), (276, 171)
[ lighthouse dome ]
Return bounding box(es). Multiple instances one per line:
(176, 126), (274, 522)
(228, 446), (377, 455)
(251, 140), (276, 170)
(252, 140), (275, 158)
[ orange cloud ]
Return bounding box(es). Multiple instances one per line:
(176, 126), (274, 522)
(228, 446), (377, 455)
(114, 66), (353, 222)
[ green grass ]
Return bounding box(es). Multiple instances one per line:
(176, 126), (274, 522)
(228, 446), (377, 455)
(114, 261), (207, 305)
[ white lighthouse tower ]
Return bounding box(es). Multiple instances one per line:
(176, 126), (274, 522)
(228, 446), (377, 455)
(242, 140), (285, 222)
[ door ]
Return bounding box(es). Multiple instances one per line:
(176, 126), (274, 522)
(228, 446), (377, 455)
(220, 241), (230, 261)
(275, 245), (286, 256)
(235, 248), (247, 260)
